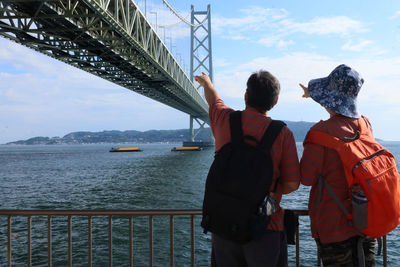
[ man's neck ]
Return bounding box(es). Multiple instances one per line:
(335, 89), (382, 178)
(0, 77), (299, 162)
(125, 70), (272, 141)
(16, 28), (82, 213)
(245, 105), (268, 116)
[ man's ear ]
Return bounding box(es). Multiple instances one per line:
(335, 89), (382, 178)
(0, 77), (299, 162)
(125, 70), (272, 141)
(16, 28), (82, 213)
(244, 91), (248, 104)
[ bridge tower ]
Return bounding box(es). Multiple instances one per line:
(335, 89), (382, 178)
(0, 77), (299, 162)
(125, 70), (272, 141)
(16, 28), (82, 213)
(186, 4), (213, 146)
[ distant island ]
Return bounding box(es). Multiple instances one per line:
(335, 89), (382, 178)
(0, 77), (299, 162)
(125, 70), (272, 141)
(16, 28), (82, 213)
(5, 121), (316, 145)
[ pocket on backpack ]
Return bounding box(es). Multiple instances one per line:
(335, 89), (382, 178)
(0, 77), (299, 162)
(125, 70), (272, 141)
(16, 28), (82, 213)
(352, 194), (368, 230)
(202, 191), (256, 243)
(361, 167), (400, 237)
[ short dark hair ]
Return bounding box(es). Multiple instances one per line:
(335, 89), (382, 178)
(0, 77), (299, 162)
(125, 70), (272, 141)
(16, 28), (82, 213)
(246, 70), (280, 112)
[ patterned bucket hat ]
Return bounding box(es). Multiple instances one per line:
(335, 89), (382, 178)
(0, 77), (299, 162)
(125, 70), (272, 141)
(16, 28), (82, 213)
(308, 64), (364, 118)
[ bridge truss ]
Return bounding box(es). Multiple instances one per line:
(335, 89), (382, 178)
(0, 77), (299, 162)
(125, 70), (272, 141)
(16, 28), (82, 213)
(0, 0), (209, 123)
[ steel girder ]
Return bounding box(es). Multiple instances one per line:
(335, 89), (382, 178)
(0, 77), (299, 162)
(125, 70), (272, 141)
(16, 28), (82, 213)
(0, 0), (209, 122)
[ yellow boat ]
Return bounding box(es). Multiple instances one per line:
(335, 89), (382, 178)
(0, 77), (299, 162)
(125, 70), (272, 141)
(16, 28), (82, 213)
(171, 146), (202, 151)
(109, 147), (143, 152)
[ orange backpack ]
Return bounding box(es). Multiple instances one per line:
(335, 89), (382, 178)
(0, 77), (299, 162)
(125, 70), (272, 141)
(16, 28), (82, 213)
(305, 117), (400, 238)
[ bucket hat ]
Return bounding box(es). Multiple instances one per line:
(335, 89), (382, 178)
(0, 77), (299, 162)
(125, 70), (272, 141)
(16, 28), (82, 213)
(308, 64), (363, 118)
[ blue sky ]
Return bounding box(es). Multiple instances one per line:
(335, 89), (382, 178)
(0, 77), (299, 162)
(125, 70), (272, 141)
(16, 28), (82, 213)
(1, 0), (400, 144)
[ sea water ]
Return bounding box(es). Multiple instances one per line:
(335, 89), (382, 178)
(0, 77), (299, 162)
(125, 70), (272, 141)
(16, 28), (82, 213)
(0, 142), (399, 266)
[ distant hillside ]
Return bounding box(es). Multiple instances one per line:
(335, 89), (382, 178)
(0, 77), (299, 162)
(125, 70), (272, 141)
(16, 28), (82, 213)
(285, 121), (316, 142)
(5, 121), (316, 145)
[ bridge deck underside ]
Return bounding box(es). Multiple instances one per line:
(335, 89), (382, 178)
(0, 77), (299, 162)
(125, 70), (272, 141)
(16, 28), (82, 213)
(0, 0), (209, 122)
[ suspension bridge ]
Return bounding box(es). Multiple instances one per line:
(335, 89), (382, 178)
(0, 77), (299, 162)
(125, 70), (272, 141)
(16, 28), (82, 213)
(0, 0), (213, 143)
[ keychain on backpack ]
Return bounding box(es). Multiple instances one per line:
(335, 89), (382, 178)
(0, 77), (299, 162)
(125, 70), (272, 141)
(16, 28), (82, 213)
(258, 195), (277, 216)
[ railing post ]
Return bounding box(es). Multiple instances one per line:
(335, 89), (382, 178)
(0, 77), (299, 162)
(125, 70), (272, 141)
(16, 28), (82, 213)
(170, 215), (174, 267)
(149, 215), (153, 267)
(383, 235), (387, 267)
(129, 216), (133, 267)
(317, 242), (321, 267)
(27, 216), (32, 267)
(295, 214), (299, 267)
(8, 215), (12, 267)
(88, 216), (92, 267)
(108, 215), (112, 267)
(68, 216), (72, 267)
(48, 216), (52, 267)
(190, 215), (195, 267)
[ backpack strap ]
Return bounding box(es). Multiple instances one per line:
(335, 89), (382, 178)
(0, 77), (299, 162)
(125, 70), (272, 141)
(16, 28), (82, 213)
(307, 131), (353, 218)
(229, 111), (243, 144)
(259, 120), (286, 151)
(306, 120), (366, 148)
(304, 130), (342, 150)
(259, 120), (286, 192)
(318, 176), (352, 220)
(358, 116), (369, 138)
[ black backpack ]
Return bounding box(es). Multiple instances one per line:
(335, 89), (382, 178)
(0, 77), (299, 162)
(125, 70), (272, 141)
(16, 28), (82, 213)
(201, 111), (285, 243)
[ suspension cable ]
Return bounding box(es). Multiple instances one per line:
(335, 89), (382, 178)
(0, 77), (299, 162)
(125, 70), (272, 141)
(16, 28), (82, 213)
(157, 13), (189, 29)
(161, 0), (209, 27)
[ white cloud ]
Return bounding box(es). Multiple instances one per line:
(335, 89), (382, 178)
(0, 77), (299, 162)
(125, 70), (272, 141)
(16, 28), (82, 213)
(212, 7), (367, 49)
(341, 40), (373, 51)
(390, 11), (400, 19)
(258, 36), (294, 48)
(353, 58), (400, 104)
(214, 58), (231, 68)
(214, 7), (367, 37)
(280, 16), (367, 36)
(213, 6), (287, 32)
(0, 42), (60, 75)
(258, 36), (279, 47)
(276, 39), (295, 48)
(214, 53), (335, 99)
(214, 71), (249, 99)
(216, 53), (400, 105)
(229, 35), (248, 41)
(240, 6), (289, 21)
(212, 7), (289, 41)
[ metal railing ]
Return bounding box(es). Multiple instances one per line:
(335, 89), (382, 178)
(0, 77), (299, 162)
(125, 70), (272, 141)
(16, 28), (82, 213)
(0, 209), (387, 266)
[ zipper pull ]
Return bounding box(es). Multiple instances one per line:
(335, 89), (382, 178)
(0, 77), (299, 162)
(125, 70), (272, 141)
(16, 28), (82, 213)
(361, 162), (368, 172)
